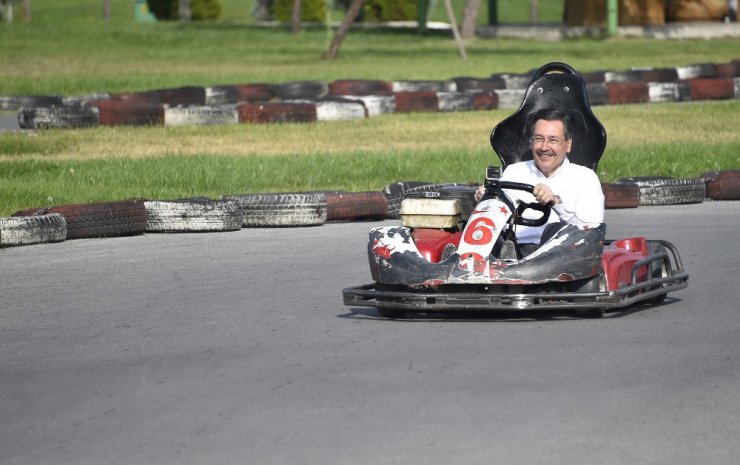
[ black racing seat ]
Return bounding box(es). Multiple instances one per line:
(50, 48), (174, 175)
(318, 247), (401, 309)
(490, 62), (607, 171)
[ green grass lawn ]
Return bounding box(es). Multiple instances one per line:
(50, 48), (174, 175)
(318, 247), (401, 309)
(1, 0), (739, 216)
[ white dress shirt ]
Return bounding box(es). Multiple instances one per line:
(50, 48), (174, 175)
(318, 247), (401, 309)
(500, 158), (605, 244)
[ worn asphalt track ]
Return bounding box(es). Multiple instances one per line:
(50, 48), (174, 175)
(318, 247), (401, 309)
(1, 201), (739, 464)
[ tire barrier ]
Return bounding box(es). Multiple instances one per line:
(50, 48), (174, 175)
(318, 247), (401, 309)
(222, 193), (327, 227)
(164, 106), (239, 126)
(144, 199), (243, 232)
(700, 170), (740, 200)
(274, 81), (329, 100)
(392, 80), (456, 93)
(606, 82), (650, 105)
(204, 86), (241, 106)
(88, 99), (165, 126)
(437, 92), (475, 112)
(1, 95), (63, 111)
(602, 182), (640, 209)
(616, 177), (707, 206)
(236, 102), (317, 123)
(328, 80), (393, 96)
(324, 191), (389, 221)
(13, 200), (147, 239)
(3, 169), (738, 248)
(234, 84), (275, 102)
(6, 59), (739, 130)
(394, 91), (439, 113)
(689, 78), (736, 100)
(18, 106), (100, 129)
(0, 214), (67, 247)
(313, 99), (368, 121)
(342, 95), (396, 116)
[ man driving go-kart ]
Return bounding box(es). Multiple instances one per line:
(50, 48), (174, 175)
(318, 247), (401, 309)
(343, 62), (688, 318)
(474, 108), (604, 256)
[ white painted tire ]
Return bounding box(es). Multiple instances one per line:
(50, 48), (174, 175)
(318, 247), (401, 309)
(315, 99), (367, 121)
(344, 95), (396, 116)
(437, 92), (475, 112)
(222, 193), (327, 227)
(18, 106), (101, 129)
(164, 106), (238, 126)
(392, 80), (456, 92)
(144, 199), (243, 232)
(0, 214), (67, 247)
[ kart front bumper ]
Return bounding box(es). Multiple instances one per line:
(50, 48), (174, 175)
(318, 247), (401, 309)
(343, 268), (689, 312)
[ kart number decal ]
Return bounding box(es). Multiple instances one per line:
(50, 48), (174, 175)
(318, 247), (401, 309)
(457, 200), (511, 273)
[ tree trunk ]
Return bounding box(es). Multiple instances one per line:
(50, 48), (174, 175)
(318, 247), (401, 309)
(21, 0), (31, 21)
(291, 0), (301, 34)
(322, 0), (363, 60)
(103, 0), (111, 21)
(460, 0), (481, 39)
(530, 0), (538, 24)
(179, 0), (191, 21)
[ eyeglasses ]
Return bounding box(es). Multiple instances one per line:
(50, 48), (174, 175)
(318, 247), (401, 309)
(529, 136), (567, 147)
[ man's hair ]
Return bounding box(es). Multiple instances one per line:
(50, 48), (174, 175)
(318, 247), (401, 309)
(529, 109), (572, 140)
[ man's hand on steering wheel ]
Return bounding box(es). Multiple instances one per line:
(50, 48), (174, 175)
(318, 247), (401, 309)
(532, 184), (561, 206)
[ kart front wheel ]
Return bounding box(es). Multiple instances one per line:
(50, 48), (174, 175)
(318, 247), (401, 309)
(573, 276), (605, 318)
(574, 308), (605, 318)
(376, 283), (406, 319)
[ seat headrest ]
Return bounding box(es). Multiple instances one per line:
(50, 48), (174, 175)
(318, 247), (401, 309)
(490, 62), (607, 171)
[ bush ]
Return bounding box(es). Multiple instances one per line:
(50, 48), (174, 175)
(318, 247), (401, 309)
(273, 0), (327, 22)
(146, 0), (222, 21)
(363, 0), (417, 21)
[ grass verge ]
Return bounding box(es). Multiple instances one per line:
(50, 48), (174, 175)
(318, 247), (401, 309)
(1, 101), (738, 216)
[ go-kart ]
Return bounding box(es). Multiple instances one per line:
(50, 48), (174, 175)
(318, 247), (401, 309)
(342, 61), (689, 318)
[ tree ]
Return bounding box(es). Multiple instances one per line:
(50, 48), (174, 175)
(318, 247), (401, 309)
(461, 0), (481, 39)
(322, 0), (363, 60)
(179, 0), (191, 21)
(103, 0), (111, 21)
(291, 0), (301, 33)
(530, 0), (538, 23)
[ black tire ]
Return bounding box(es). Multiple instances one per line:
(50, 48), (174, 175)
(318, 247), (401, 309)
(275, 81), (329, 100)
(18, 106), (100, 129)
(384, 183), (459, 219)
(451, 76), (506, 92)
(616, 177), (706, 206)
(144, 199), (242, 232)
(646, 242), (669, 304)
(222, 193), (327, 227)
(376, 283), (406, 318)
(0, 95), (63, 111)
(14, 200), (146, 239)
(0, 214), (67, 247)
(572, 275), (605, 318)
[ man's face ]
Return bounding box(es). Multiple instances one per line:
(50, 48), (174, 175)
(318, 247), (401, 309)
(530, 119), (572, 177)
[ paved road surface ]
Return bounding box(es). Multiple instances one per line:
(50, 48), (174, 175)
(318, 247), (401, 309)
(2, 202), (739, 464)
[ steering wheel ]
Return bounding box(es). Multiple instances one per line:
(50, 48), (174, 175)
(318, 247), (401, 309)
(481, 180), (551, 227)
